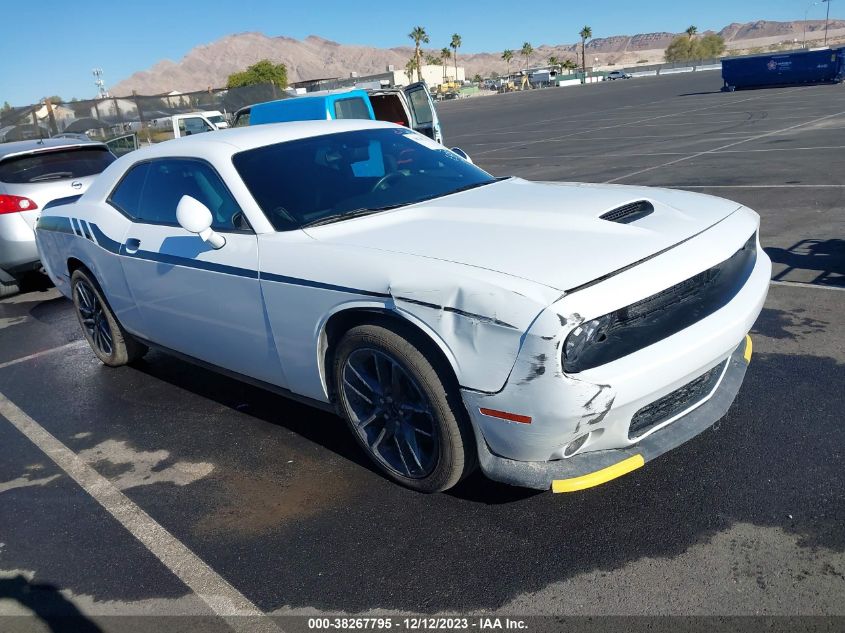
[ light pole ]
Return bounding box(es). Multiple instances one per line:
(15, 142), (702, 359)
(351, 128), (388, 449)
(804, 2), (820, 48)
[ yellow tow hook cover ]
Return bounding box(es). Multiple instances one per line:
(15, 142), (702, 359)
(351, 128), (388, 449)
(552, 454), (645, 493)
(744, 334), (753, 364)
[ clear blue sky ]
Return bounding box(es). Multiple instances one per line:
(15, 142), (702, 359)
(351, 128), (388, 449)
(0, 0), (835, 105)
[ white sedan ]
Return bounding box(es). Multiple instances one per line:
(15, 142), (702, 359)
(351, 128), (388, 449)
(35, 120), (770, 493)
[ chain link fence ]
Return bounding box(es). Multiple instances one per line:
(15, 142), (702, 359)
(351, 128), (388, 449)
(0, 83), (282, 154)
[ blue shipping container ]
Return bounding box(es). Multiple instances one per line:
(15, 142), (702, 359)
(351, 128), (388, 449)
(721, 48), (845, 91)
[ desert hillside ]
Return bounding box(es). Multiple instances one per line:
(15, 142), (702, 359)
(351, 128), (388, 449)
(111, 20), (845, 96)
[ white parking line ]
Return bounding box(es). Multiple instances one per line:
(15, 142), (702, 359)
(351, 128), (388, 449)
(605, 108), (845, 183)
(0, 392), (282, 633)
(477, 145), (845, 161)
(662, 184), (845, 188)
(0, 340), (87, 371)
(471, 87), (808, 157)
(770, 280), (845, 292)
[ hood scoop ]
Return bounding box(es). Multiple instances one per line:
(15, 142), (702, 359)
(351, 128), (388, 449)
(600, 200), (654, 224)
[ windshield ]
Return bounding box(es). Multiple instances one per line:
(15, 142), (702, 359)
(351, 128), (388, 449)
(232, 128), (495, 231)
(207, 115), (225, 124)
(0, 146), (115, 184)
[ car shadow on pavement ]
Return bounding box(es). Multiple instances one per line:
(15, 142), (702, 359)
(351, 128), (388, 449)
(765, 239), (845, 287)
(129, 352), (382, 477)
(270, 350), (845, 612)
(0, 575), (102, 632)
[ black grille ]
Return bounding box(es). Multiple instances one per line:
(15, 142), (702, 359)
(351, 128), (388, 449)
(563, 232), (758, 373)
(629, 359), (727, 439)
(600, 200), (654, 224)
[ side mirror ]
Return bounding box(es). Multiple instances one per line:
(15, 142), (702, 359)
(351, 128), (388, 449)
(451, 147), (473, 164)
(176, 195), (226, 249)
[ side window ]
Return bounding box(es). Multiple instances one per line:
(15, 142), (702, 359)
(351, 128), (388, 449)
(233, 110), (250, 127)
(406, 89), (434, 126)
(108, 162), (149, 217)
(178, 117), (213, 136)
(333, 98), (371, 120)
(135, 159), (246, 231)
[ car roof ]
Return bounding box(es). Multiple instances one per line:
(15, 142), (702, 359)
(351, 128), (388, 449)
(0, 137), (106, 161)
(80, 119), (403, 203)
(130, 118), (399, 158)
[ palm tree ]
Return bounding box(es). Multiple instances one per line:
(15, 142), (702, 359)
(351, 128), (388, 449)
(521, 42), (533, 70)
(426, 53), (441, 67)
(579, 26), (592, 75)
(450, 33), (462, 83)
(404, 58), (417, 83)
(685, 25), (697, 40)
(441, 47), (452, 82)
(548, 55), (560, 71)
(502, 49), (514, 78)
(563, 59), (578, 74)
(409, 26), (429, 81)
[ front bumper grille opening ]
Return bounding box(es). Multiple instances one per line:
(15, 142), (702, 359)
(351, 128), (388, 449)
(628, 359), (727, 440)
(563, 232), (758, 373)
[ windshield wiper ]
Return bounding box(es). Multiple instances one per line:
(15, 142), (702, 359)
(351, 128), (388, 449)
(29, 171), (74, 182)
(301, 205), (404, 228)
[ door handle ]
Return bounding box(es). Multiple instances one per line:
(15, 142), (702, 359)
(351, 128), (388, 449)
(124, 238), (141, 254)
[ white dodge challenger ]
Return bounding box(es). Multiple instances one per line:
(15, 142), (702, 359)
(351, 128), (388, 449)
(35, 120), (770, 493)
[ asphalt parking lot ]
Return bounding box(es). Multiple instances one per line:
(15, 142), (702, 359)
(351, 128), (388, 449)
(1, 71), (843, 630)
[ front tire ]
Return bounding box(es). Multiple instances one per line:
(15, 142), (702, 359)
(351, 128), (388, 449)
(0, 277), (19, 298)
(333, 323), (475, 493)
(70, 269), (146, 366)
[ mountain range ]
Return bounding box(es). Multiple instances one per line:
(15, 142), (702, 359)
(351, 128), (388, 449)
(111, 20), (845, 96)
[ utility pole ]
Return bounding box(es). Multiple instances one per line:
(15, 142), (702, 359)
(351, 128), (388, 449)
(824, 0), (831, 45)
(804, 2), (820, 48)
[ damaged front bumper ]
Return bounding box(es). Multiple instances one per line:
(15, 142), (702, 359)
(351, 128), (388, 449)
(468, 335), (752, 491)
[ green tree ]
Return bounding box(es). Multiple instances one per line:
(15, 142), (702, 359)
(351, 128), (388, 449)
(548, 55), (560, 71)
(473, 73), (483, 84)
(665, 36), (693, 62)
(697, 33), (726, 58)
(501, 49), (514, 77)
(686, 25), (698, 40)
(43, 95), (63, 104)
(409, 26), (430, 82)
(563, 59), (578, 73)
(2, 101), (11, 112)
(521, 42), (533, 70)
(579, 26), (593, 75)
(226, 60), (288, 89)
(441, 47), (452, 81)
(664, 33), (725, 62)
(450, 33), (462, 82)
(404, 58), (417, 83)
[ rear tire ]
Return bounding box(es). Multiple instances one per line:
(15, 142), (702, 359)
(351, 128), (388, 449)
(70, 269), (147, 366)
(333, 323), (475, 493)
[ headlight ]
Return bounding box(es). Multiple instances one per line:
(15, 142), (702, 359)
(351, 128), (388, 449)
(563, 314), (613, 372)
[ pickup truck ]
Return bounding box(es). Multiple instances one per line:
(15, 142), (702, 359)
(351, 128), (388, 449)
(233, 83), (444, 143)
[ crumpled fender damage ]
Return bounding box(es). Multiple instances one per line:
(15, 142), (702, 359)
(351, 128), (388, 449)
(383, 272), (559, 394)
(461, 307), (618, 462)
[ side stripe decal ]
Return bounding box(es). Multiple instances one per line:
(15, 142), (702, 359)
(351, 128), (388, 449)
(42, 219), (390, 298)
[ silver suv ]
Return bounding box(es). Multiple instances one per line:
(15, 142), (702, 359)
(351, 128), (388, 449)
(0, 139), (115, 296)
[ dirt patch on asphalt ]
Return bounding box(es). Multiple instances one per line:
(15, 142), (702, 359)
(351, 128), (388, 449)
(194, 455), (358, 536)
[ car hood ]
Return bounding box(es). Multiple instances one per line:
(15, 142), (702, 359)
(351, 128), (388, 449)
(305, 178), (743, 291)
